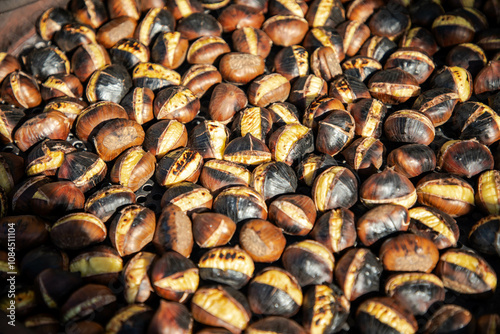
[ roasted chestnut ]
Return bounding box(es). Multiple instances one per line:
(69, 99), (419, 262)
(289, 75), (327, 111)
(369, 3), (410, 41)
(342, 137), (385, 175)
(474, 60), (500, 100)
(423, 304), (475, 334)
(311, 208), (356, 253)
(57, 151), (107, 192)
(97, 16), (138, 49)
(360, 35), (398, 63)
(469, 215), (500, 255)
(310, 46), (343, 82)
(156, 147), (203, 187)
(200, 159), (252, 192)
(223, 134), (272, 166)
(148, 301), (192, 334)
(408, 206), (460, 249)
(122, 251), (156, 304)
(400, 27), (439, 56)
(110, 146), (156, 192)
(187, 120), (229, 160)
(61, 284), (117, 323)
(209, 83), (248, 124)
(143, 119), (188, 159)
(247, 317), (306, 334)
(475, 170), (500, 215)
(273, 45), (309, 81)
(342, 56), (382, 83)
(432, 14), (475, 47)
(269, 124), (314, 166)
(50, 212), (106, 250)
(446, 43), (487, 77)
(30, 180), (85, 218)
(1, 71), (42, 109)
(106, 304), (153, 334)
(133, 62), (181, 92)
(151, 32), (188, 70)
(305, 0), (345, 27)
(160, 182), (212, 214)
(269, 194), (316, 236)
(25, 139), (76, 177)
(75, 101), (128, 142)
(217, 5), (265, 33)
(69, 246), (123, 284)
(312, 166), (358, 211)
(251, 161), (297, 201)
(177, 13), (223, 40)
(356, 297), (418, 334)
(239, 219), (286, 263)
(262, 15), (309, 47)
(338, 20), (371, 57)
(232, 27), (273, 59)
(35, 268), (83, 309)
(192, 212), (236, 248)
(368, 68), (421, 104)
(84, 185), (136, 222)
(357, 204), (409, 246)
(36, 7), (73, 41)
(120, 87), (155, 125)
(437, 139), (494, 178)
(303, 96), (345, 129)
(384, 47), (435, 84)
(431, 65), (473, 103)
(181, 64), (222, 98)
(0, 215), (48, 252)
(451, 101), (500, 146)
(86, 64), (132, 103)
(71, 43), (110, 82)
(54, 23), (97, 52)
(110, 38), (150, 70)
(412, 88), (460, 126)
(188, 36), (231, 65)
(247, 73), (291, 107)
(153, 204), (193, 257)
(328, 75), (371, 105)
(0, 106), (24, 144)
(135, 7), (175, 46)
(384, 110), (435, 145)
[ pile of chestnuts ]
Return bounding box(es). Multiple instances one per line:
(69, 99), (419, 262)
(1, 0), (500, 332)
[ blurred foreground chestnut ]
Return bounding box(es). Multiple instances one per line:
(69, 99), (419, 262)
(469, 215), (500, 255)
(476, 170), (500, 215)
(69, 246), (123, 284)
(356, 297), (418, 334)
(423, 304), (475, 334)
(148, 301), (192, 334)
(61, 284), (117, 323)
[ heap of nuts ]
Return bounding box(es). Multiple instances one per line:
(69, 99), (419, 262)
(1, 0), (500, 332)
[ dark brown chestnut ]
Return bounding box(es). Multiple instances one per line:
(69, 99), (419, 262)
(247, 73), (291, 107)
(303, 96), (345, 129)
(84, 185), (136, 222)
(368, 68), (421, 104)
(247, 317), (306, 334)
(342, 56), (382, 83)
(412, 88), (460, 126)
(213, 186), (268, 223)
(232, 27), (273, 59)
(110, 38), (150, 70)
(424, 304), (475, 334)
(384, 47), (435, 84)
(35, 268), (83, 309)
(40, 74), (83, 101)
(25, 139), (76, 177)
(92, 119), (145, 162)
(106, 304), (153, 334)
(302, 27), (344, 61)
(177, 13), (223, 40)
(50, 212), (106, 250)
(342, 137), (385, 175)
(71, 43), (111, 82)
(134, 7), (175, 46)
(305, 0), (345, 28)
(262, 15), (309, 47)
(469, 215), (500, 255)
(57, 151), (107, 192)
(387, 144), (437, 178)
(160, 182), (212, 214)
(60, 284), (117, 323)
(1, 71), (42, 109)
(153, 205), (193, 257)
(432, 14), (475, 47)
(239, 219), (286, 263)
(451, 101), (500, 145)
(269, 194), (316, 236)
(400, 27), (439, 56)
(69, 246), (123, 284)
(251, 161), (297, 201)
(437, 139), (494, 178)
(289, 75), (328, 111)
(217, 5), (265, 33)
(311, 208), (356, 253)
(384, 110), (435, 145)
(446, 43), (487, 77)
(431, 65), (473, 102)
(337, 20), (371, 57)
(96, 16), (138, 49)
(312, 166), (358, 211)
(475, 60), (500, 100)
(199, 159), (252, 192)
(86, 64), (132, 103)
(360, 35), (398, 62)
(316, 109), (355, 156)
(181, 64), (222, 98)
(357, 204), (410, 246)
(268, 102), (300, 127)
(151, 32), (188, 70)
(269, 124), (314, 166)
(273, 45), (309, 81)
(70, 0), (108, 29)
(75, 101), (128, 142)
(54, 23), (97, 52)
(133, 62), (181, 92)
(120, 87), (155, 125)
(223, 134), (272, 166)
(368, 4), (410, 41)
(148, 301), (193, 334)
(310, 46), (343, 82)
(192, 212), (237, 248)
(155, 147), (203, 187)
(36, 7), (73, 41)
(110, 146), (156, 192)
(328, 75), (371, 105)
(231, 107), (272, 143)
(356, 297), (418, 334)
(0, 106), (24, 145)
(0, 215), (48, 252)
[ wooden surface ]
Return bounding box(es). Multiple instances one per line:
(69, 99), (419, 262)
(0, 0), (70, 55)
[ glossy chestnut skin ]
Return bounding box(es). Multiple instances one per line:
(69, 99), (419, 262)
(342, 137), (384, 175)
(217, 5), (265, 33)
(40, 74), (83, 101)
(188, 120), (229, 160)
(289, 75), (327, 111)
(75, 101), (128, 142)
(36, 7), (73, 41)
(446, 43), (487, 77)
(71, 43), (111, 82)
(384, 47), (435, 84)
(1, 71), (42, 109)
(269, 194), (316, 236)
(412, 88), (460, 126)
(423, 304), (475, 334)
(84, 185), (136, 222)
(134, 7), (175, 46)
(153, 205), (193, 257)
(432, 14), (475, 48)
(360, 168), (417, 209)
(192, 212), (236, 248)
(348, 98), (386, 138)
(151, 251), (199, 303)
(70, 0), (108, 29)
(120, 87), (154, 125)
(468, 216), (500, 255)
(239, 219), (286, 263)
(188, 36), (230, 66)
(360, 35), (398, 63)
(268, 102), (300, 127)
(181, 64), (222, 98)
(155, 147), (203, 187)
(311, 46), (343, 82)
(273, 45), (309, 81)
(437, 139), (494, 178)
(335, 248), (383, 301)
(303, 96), (345, 129)
(338, 20), (371, 57)
(0, 106), (24, 144)
(50, 212), (106, 250)
(262, 15), (309, 47)
(475, 170), (500, 215)
(248, 267), (302, 317)
(69, 245), (123, 284)
(86, 64), (132, 103)
(357, 204), (410, 246)
(133, 62), (181, 92)
(110, 146), (156, 192)
(60, 284), (117, 323)
(27, 46), (70, 82)
(14, 111), (71, 152)
(431, 65), (473, 103)
(303, 27), (344, 61)
(312, 166), (358, 212)
(151, 32), (188, 70)
(35, 268), (83, 309)
(106, 304), (153, 334)
(384, 110), (435, 145)
(122, 251), (156, 304)
(305, 0), (345, 28)
(223, 133), (272, 166)
(328, 75), (371, 105)
(109, 204), (155, 257)
(160, 182), (212, 215)
(416, 173), (475, 217)
(436, 248), (497, 295)
(282, 240), (334, 286)
(368, 68), (421, 104)
(54, 23), (97, 53)
(475, 60), (500, 100)
(369, 3), (410, 41)
(247, 317), (306, 334)
(110, 38), (150, 70)
(342, 56), (382, 83)
(400, 27), (439, 56)
(385, 273), (445, 316)
(200, 159), (252, 192)
(248, 73), (291, 107)
(209, 83), (248, 124)
(198, 246), (254, 289)
(408, 206), (460, 250)
(221, 52), (266, 86)
(251, 161), (297, 201)
(57, 151), (107, 192)
(452, 101), (500, 146)
(143, 119), (188, 159)
(356, 297), (418, 334)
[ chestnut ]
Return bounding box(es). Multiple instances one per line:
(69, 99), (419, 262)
(191, 285), (251, 333)
(192, 212), (236, 248)
(70, 0), (108, 29)
(342, 56), (382, 83)
(86, 64), (132, 103)
(451, 101), (500, 145)
(92, 119), (145, 161)
(177, 13), (223, 40)
(446, 43), (487, 77)
(431, 65), (473, 102)
(423, 304), (475, 334)
(356, 297), (418, 334)
(166, 0), (203, 20)
(30, 180), (85, 218)
(342, 137), (385, 175)
(40, 74), (83, 101)
(0, 215), (48, 252)
(436, 248), (497, 295)
(122, 252), (156, 304)
(302, 284), (350, 334)
(400, 27), (439, 56)
(109, 204), (155, 257)
(110, 146), (156, 192)
(143, 119), (188, 159)
(198, 246), (254, 288)
(289, 75), (327, 111)
(71, 43), (111, 82)
(25, 139), (76, 177)
(220, 52), (266, 86)
(475, 170), (500, 215)
(385, 272), (445, 316)
(239, 219), (286, 263)
(303, 96), (345, 129)
(360, 167), (417, 209)
(268, 102), (301, 127)
(269, 124), (314, 166)
(20, 245), (69, 280)
(437, 139), (494, 178)
(84, 185), (136, 222)
(217, 5), (265, 33)
(75, 101), (128, 142)
(188, 36), (231, 65)
(360, 35), (398, 63)
(357, 204), (410, 247)
(110, 38), (150, 70)
(302, 27), (344, 61)
(269, 194), (316, 236)
(200, 159), (252, 192)
(133, 62), (181, 92)
(408, 0), (444, 28)
(274, 45), (309, 81)
(36, 7), (72, 41)
(97, 16), (138, 49)
(328, 75), (371, 105)
(384, 47), (435, 84)
(262, 15), (309, 47)
(247, 317), (306, 334)
(160, 182), (212, 214)
(248, 73), (291, 107)
(61, 284), (117, 323)
(44, 97), (88, 126)
(412, 88), (459, 126)
(57, 151), (107, 192)
(35, 268), (83, 309)
(368, 4), (410, 41)
(10, 176), (51, 214)
(296, 153), (340, 186)
(27, 45), (70, 82)
(120, 87), (155, 125)
(335, 248), (383, 301)
(134, 7), (175, 46)
(213, 186), (268, 223)
(25, 314), (59, 333)
(54, 23), (97, 52)
(1, 71), (42, 109)
(248, 267), (302, 316)
(151, 32), (188, 70)
(310, 46), (343, 82)
(384, 110), (435, 145)
(153, 204), (193, 257)
(232, 27), (273, 59)
(149, 301), (193, 334)
(106, 304), (153, 334)
(312, 166), (358, 211)
(209, 83), (248, 124)
(223, 134), (272, 166)
(311, 208), (356, 253)
(305, 0), (345, 27)
(346, 0), (383, 23)
(0, 106), (24, 144)
(156, 147), (203, 187)
(188, 120), (229, 160)
(251, 161), (297, 201)
(416, 173), (475, 217)
(14, 111), (70, 152)
(469, 215), (500, 255)
(387, 144), (437, 179)
(477, 314), (500, 334)
(368, 68), (421, 104)
(475, 60), (500, 100)
(337, 20), (371, 57)
(432, 14), (475, 47)
(69, 246), (123, 284)
(107, 0), (140, 19)
(282, 240), (334, 286)
(181, 64), (222, 98)
(50, 212), (106, 250)
(151, 250), (199, 302)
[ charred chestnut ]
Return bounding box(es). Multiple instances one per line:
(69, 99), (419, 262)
(86, 64), (132, 103)
(269, 124), (314, 166)
(251, 161), (297, 201)
(135, 7), (175, 46)
(133, 62), (181, 92)
(451, 101), (500, 146)
(151, 32), (188, 70)
(357, 204), (409, 246)
(61, 284), (117, 323)
(437, 139), (494, 178)
(153, 205), (193, 257)
(469, 215), (500, 255)
(223, 134), (272, 166)
(57, 151), (107, 192)
(189, 120), (229, 160)
(148, 301), (192, 334)
(408, 206), (460, 249)
(312, 166), (358, 211)
(248, 73), (291, 107)
(160, 182), (212, 214)
(475, 170), (500, 215)
(177, 13), (223, 40)
(36, 7), (72, 41)
(368, 68), (421, 104)
(156, 147), (203, 187)
(50, 212), (106, 250)
(143, 120), (188, 159)
(431, 65), (473, 103)
(412, 88), (459, 126)
(384, 47), (435, 84)
(25, 139), (76, 177)
(40, 74), (83, 101)
(328, 75), (371, 105)
(110, 38), (150, 70)
(69, 246), (123, 284)
(75, 101), (128, 142)
(110, 146), (156, 192)
(71, 43), (110, 82)
(342, 137), (385, 175)
(200, 159), (252, 192)
(384, 110), (435, 145)
(432, 14), (475, 47)
(356, 297), (418, 334)
(84, 185), (136, 222)
(423, 304), (475, 334)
